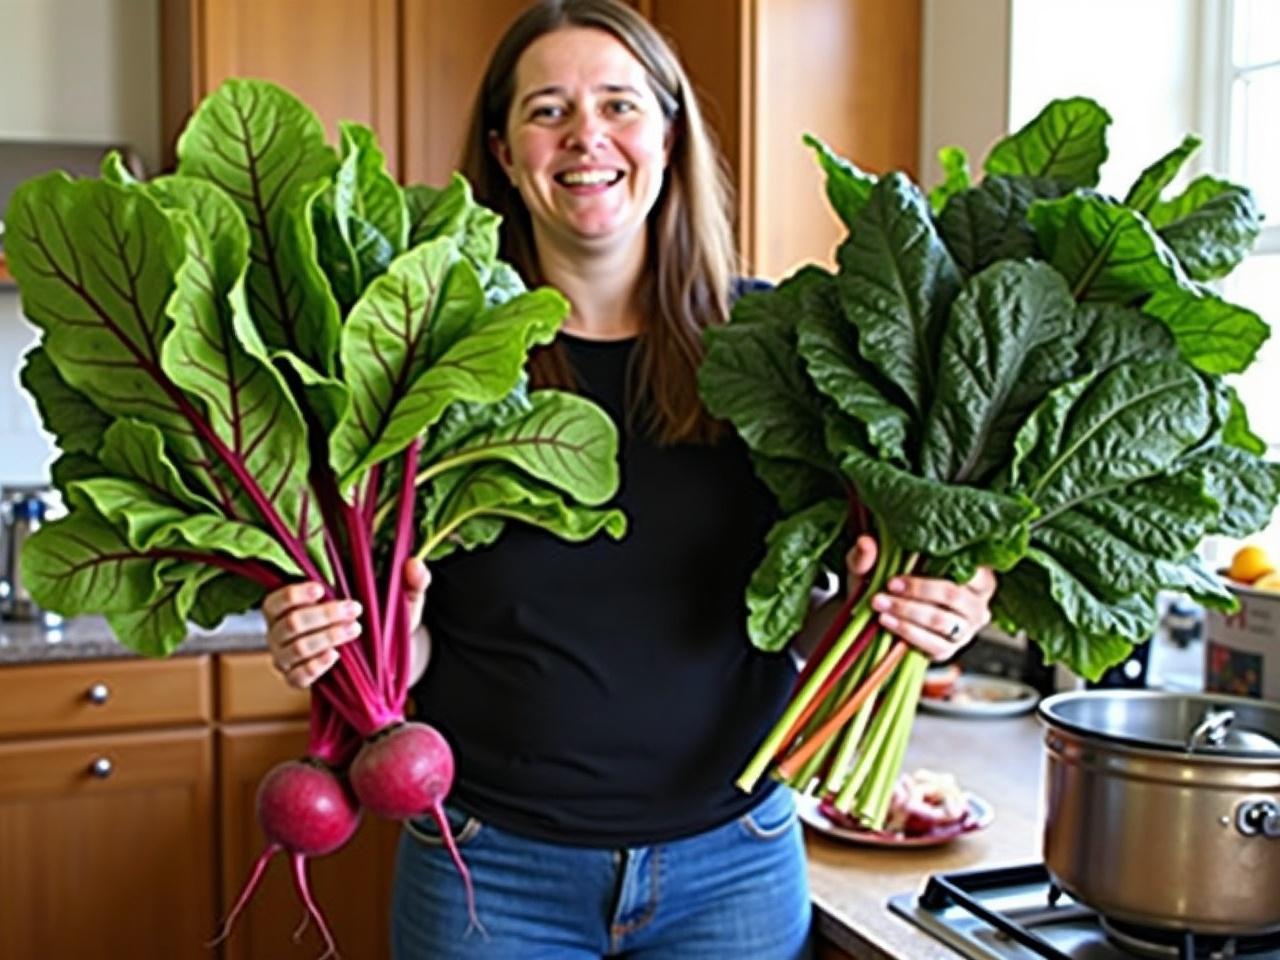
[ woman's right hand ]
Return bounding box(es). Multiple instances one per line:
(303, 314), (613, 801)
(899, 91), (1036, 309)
(262, 584), (363, 689)
(262, 559), (432, 689)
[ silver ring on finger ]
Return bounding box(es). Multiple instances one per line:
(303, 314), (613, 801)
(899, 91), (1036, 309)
(947, 621), (962, 641)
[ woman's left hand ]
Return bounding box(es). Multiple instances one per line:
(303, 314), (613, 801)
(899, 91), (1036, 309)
(846, 535), (996, 662)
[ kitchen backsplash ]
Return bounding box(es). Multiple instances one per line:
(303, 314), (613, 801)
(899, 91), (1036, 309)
(0, 290), (54, 485)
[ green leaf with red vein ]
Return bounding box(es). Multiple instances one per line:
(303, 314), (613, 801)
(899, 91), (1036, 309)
(176, 78), (341, 374)
(421, 390), (620, 506)
(332, 237), (566, 489)
(149, 175), (323, 570)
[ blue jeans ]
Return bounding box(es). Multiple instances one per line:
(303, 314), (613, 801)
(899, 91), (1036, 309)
(391, 786), (813, 959)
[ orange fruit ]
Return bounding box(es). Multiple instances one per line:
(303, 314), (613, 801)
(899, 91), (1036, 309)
(1253, 571), (1280, 593)
(1229, 544), (1276, 584)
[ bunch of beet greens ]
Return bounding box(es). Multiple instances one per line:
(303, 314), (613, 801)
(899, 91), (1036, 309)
(699, 97), (1280, 831)
(7, 79), (624, 957)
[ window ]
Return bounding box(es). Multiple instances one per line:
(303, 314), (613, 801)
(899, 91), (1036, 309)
(1201, 0), (1280, 557)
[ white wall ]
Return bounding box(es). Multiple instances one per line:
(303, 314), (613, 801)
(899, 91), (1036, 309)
(919, 0), (1012, 187)
(0, 0), (160, 485)
(1008, 0), (1203, 195)
(922, 0), (1204, 194)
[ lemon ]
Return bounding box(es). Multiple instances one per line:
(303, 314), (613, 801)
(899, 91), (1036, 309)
(1253, 571), (1280, 593)
(1229, 544), (1276, 584)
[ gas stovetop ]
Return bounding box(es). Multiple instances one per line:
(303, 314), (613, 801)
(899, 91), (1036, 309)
(889, 864), (1280, 960)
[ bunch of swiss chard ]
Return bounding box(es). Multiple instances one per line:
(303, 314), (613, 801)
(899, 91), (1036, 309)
(700, 97), (1280, 831)
(7, 79), (624, 955)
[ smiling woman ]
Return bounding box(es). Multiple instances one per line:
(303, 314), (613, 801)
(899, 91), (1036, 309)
(254, 2), (998, 958)
(493, 28), (672, 251)
(459, 0), (736, 445)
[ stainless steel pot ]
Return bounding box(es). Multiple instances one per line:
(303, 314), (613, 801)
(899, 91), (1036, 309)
(1039, 690), (1280, 935)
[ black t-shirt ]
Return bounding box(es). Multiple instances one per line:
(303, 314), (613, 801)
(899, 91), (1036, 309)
(413, 330), (795, 847)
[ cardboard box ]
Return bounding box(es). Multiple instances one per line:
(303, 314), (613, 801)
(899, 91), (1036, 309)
(1205, 581), (1280, 701)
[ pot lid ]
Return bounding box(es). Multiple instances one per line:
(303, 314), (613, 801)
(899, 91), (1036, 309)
(1039, 690), (1280, 759)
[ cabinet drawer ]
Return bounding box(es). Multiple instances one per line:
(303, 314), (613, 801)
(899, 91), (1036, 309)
(217, 651), (308, 721)
(0, 728), (215, 960)
(0, 656), (211, 739)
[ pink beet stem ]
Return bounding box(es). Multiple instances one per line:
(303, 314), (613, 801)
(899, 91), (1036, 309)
(428, 800), (486, 939)
(291, 851), (340, 960)
(292, 911), (310, 943)
(207, 842), (281, 947)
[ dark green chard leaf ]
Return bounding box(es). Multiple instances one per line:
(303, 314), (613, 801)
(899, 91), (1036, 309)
(836, 173), (961, 417)
(984, 96), (1111, 187)
(748, 453), (843, 515)
(838, 450), (1037, 563)
(1029, 192), (1268, 373)
(936, 176), (1068, 276)
(1009, 361), (1215, 515)
(921, 261), (1082, 484)
(1029, 470), (1219, 599)
(747, 498), (848, 651)
(803, 134), (877, 229)
(1123, 134), (1201, 214)
(700, 276), (833, 467)
(928, 146), (971, 214)
(1186, 444), (1280, 538)
(994, 558), (1149, 681)
(794, 269), (912, 466)
(176, 79), (341, 375)
(1073, 303), (1179, 371)
(1148, 176), (1262, 281)
(1221, 385), (1267, 454)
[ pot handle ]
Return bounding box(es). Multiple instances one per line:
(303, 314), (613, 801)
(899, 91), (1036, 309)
(1186, 707), (1234, 751)
(1236, 799), (1280, 839)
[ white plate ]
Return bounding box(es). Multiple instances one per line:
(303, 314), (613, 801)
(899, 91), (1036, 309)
(919, 674), (1040, 718)
(797, 792), (993, 848)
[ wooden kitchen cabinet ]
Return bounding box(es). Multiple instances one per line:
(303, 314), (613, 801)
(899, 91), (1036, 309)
(0, 651), (402, 960)
(160, 0), (401, 172)
(215, 652), (402, 960)
(159, 0), (527, 185)
(0, 726), (216, 960)
(642, 0), (922, 278)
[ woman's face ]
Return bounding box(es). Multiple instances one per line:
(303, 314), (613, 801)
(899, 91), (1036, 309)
(494, 26), (671, 256)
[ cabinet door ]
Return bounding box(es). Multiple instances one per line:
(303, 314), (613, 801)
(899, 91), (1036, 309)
(218, 723), (403, 960)
(400, 0), (533, 186)
(0, 728), (215, 960)
(161, 0), (400, 171)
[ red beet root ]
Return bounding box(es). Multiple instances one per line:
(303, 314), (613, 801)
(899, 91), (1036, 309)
(209, 758), (361, 959)
(349, 722), (481, 934)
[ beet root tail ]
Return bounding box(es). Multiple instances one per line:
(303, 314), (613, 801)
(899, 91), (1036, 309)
(428, 801), (486, 939)
(206, 842), (282, 947)
(290, 851), (341, 960)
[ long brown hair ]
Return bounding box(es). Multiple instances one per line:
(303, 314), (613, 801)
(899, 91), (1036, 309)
(460, 0), (736, 444)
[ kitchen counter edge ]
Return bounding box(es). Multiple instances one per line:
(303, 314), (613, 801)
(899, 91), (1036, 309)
(0, 613), (267, 664)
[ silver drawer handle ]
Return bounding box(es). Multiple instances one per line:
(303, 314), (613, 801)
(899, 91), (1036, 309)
(87, 683), (111, 705)
(89, 757), (114, 779)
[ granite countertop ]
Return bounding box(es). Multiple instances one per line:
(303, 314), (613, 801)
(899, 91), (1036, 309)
(0, 613), (268, 664)
(806, 712), (1044, 960)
